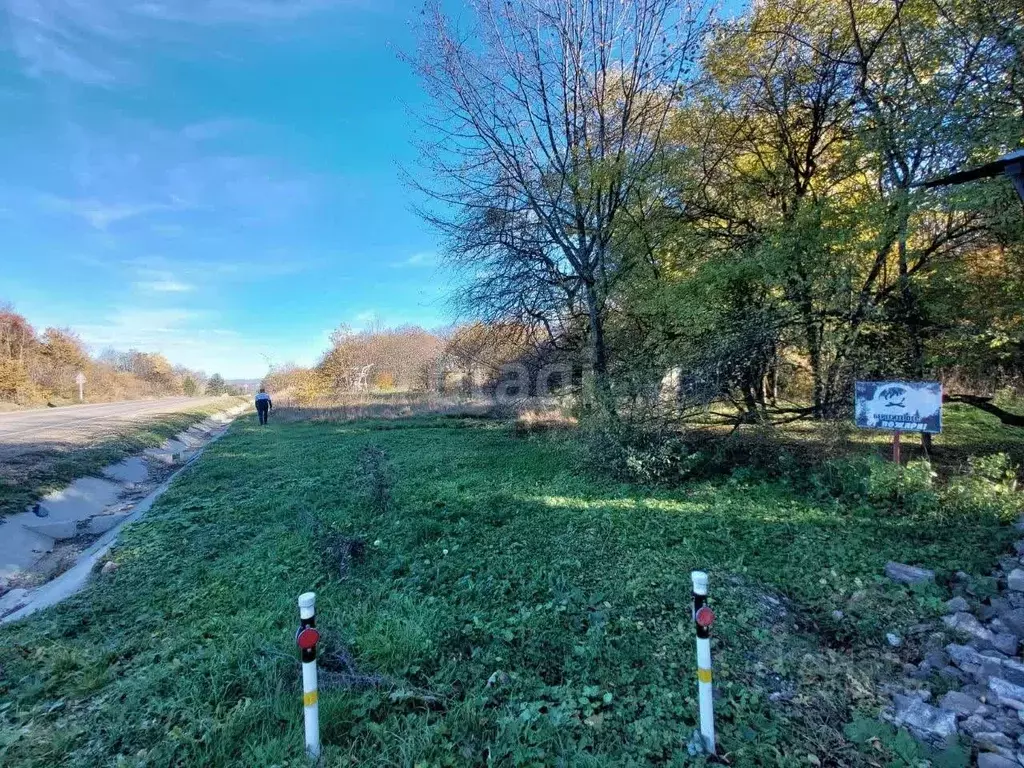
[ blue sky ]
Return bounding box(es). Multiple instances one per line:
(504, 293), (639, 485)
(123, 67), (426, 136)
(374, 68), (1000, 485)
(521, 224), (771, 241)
(0, 0), (455, 378)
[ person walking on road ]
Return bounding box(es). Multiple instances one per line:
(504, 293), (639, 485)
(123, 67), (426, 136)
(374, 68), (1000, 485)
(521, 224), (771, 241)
(255, 387), (273, 425)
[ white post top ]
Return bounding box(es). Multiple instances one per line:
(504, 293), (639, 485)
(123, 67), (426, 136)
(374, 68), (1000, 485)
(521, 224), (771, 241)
(691, 571), (708, 595)
(298, 592), (316, 619)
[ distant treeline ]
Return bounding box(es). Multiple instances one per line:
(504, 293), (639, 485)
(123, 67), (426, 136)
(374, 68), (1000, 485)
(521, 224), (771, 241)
(0, 304), (221, 405)
(263, 321), (561, 402)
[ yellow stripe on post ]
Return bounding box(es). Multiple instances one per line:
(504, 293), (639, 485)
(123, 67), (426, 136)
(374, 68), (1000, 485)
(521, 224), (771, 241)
(697, 668), (713, 684)
(303, 690), (319, 707)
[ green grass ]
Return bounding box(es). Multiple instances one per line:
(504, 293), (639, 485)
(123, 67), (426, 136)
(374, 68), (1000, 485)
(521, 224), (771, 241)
(0, 413), (1019, 766)
(0, 400), (244, 517)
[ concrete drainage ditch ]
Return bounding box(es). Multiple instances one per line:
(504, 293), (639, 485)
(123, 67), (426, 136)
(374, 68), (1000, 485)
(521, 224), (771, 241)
(0, 403), (248, 623)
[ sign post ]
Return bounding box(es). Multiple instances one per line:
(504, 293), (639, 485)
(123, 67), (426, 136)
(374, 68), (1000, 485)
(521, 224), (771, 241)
(855, 381), (942, 462)
(296, 592), (321, 760)
(75, 372), (86, 403)
(691, 571), (716, 755)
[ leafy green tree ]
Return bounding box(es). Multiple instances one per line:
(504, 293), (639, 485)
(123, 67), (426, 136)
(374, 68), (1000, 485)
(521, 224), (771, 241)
(207, 374), (226, 395)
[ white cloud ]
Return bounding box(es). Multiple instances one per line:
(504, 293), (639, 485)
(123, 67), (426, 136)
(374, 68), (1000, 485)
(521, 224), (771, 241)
(5, 0), (364, 85)
(32, 119), (319, 231)
(392, 251), (437, 268)
(75, 306), (259, 377)
(181, 118), (246, 142)
(41, 195), (181, 230)
(134, 279), (195, 293)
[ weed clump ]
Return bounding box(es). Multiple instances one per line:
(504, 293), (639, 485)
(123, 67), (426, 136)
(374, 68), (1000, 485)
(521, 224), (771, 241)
(297, 507), (366, 579)
(810, 452), (1023, 522)
(355, 443), (393, 515)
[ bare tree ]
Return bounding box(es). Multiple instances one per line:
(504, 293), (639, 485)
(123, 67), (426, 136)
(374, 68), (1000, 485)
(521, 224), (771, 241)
(409, 0), (709, 412)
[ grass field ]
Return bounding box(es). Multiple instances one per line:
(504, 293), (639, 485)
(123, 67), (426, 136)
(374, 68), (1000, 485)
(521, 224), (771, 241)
(0, 408), (1021, 766)
(0, 400), (245, 517)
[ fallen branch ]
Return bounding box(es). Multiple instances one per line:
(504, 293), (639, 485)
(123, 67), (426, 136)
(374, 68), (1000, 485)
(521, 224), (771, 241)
(946, 394), (1024, 428)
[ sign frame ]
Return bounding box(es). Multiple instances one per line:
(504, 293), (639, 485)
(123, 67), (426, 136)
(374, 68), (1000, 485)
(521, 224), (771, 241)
(854, 380), (943, 435)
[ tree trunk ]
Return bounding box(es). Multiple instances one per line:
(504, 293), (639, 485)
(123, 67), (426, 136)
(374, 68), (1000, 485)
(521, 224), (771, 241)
(584, 281), (615, 418)
(897, 233), (932, 452)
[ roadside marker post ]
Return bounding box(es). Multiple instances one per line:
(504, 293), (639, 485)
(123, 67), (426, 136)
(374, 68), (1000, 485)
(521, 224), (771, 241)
(691, 571), (716, 756)
(297, 592), (321, 761)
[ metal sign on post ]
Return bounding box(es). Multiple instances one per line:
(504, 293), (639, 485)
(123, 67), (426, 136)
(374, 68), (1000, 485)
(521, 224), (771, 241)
(75, 372), (86, 402)
(855, 381), (942, 462)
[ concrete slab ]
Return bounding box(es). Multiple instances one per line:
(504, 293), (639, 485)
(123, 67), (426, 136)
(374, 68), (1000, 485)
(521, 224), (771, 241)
(2, 457), (198, 624)
(144, 449), (176, 465)
(0, 588), (29, 618)
(87, 513), (131, 535)
(37, 477), (121, 523)
(162, 439), (189, 454)
(177, 433), (203, 448)
(102, 457), (149, 484)
(23, 520), (79, 541)
(0, 520), (54, 581)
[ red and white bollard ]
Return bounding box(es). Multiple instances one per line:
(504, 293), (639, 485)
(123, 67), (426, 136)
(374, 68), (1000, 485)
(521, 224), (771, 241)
(297, 592), (321, 761)
(692, 571), (716, 755)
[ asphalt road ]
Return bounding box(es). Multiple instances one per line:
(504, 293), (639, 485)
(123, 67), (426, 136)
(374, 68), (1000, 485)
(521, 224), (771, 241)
(0, 397), (231, 451)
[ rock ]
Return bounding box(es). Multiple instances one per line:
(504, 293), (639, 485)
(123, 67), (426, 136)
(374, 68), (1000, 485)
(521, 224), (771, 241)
(890, 694), (957, 747)
(945, 596), (970, 613)
(993, 713), (1024, 737)
(1004, 609), (1024, 637)
(976, 731), (1016, 751)
(1000, 556), (1020, 574)
(999, 656), (1024, 687)
(944, 612), (995, 645)
(938, 666), (967, 683)
(939, 690), (982, 716)
(980, 603), (1000, 622)
(989, 677), (1024, 709)
(924, 649), (950, 669)
(101, 561), (118, 575)
(885, 562), (935, 585)
(947, 643), (1021, 684)
(1009, 569), (1024, 592)
(486, 670), (509, 688)
(831, 610), (844, 621)
(886, 632), (903, 647)
(948, 642), (988, 668)
(962, 714), (998, 737)
(977, 752), (1018, 768)
(992, 632), (1021, 657)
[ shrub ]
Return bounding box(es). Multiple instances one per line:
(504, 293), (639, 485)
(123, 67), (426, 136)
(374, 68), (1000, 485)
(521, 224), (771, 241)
(942, 453), (1022, 523)
(811, 456), (938, 514)
(579, 418), (701, 485)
